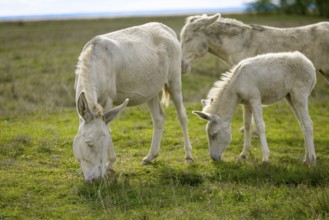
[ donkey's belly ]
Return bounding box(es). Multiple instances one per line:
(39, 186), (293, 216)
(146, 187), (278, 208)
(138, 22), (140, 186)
(114, 89), (161, 106)
(258, 77), (289, 105)
(114, 67), (167, 106)
(114, 77), (166, 106)
(260, 91), (288, 105)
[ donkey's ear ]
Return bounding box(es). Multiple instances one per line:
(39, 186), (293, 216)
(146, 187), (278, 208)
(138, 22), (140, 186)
(192, 111), (216, 121)
(207, 14), (221, 26)
(77, 92), (94, 122)
(193, 111), (220, 122)
(201, 99), (207, 107)
(104, 99), (129, 124)
(201, 98), (213, 107)
(194, 13), (220, 31)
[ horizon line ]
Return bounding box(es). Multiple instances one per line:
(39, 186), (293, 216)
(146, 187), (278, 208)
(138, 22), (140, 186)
(0, 6), (247, 21)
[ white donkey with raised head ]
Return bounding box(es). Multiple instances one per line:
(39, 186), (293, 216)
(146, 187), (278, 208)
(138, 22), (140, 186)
(73, 22), (193, 182)
(193, 51), (316, 164)
(181, 13), (329, 134)
(180, 13), (329, 81)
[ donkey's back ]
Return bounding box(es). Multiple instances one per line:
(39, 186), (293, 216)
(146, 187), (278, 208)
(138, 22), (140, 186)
(78, 22), (181, 106)
(235, 51), (316, 105)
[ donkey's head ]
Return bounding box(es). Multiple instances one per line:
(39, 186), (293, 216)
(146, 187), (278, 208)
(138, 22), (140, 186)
(180, 14), (220, 74)
(193, 111), (231, 161)
(73, 92), (128, 182)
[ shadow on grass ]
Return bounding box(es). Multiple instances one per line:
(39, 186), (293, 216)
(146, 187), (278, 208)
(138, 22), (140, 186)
(263, 137), (329, 148)
(76, 163), (210, 216)
(209, 159), (329, 187)
(76, 159), (329, 213)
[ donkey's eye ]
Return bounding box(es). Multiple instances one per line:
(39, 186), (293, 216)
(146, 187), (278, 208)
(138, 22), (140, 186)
(209, 132), (218, 140)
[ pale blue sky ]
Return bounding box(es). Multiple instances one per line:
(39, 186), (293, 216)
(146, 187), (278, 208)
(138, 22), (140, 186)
(0, 0), (252, 17)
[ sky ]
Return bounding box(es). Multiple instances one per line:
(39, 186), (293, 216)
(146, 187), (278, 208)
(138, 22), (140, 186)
(0, 0), (253, 19)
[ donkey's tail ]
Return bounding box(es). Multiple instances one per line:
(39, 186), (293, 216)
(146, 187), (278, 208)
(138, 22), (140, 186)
(161, 84), (170, 107)
(320, 70), (329, 84)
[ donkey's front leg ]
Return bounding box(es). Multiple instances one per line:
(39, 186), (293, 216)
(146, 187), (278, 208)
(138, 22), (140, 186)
(105, 97), (116, 173)
(239, 105), (252, 160)
(142, 97), (165, 165)
(251, 100), (270, 163)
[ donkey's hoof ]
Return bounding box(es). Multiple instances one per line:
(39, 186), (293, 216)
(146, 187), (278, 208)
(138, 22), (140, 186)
(303, 158), (316, 166)
(185, 157), (194, 163)
(142, 159), (152, 165)
(262, 160), (270, 166)
(238, 154), (247, 161)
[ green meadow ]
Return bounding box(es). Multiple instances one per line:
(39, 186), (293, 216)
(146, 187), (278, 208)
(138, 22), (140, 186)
(1, 14), (329, 219)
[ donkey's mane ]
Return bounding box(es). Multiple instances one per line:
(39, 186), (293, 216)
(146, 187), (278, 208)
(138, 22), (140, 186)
(218, 17), (248, 28)
(205, 65), (239, 113)
(185, 15), (248, 28)
(75, 45), (104, 116)
(207, 69), (234, 100)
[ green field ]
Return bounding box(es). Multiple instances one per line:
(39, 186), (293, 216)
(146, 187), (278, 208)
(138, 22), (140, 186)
(1, 14), (329, 219)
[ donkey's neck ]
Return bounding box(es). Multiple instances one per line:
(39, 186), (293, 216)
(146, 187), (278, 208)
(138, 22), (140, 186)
(206, 90), (239, 123)
(205, 32), (231, 64)
(203, 26), (244, 65)
(217, 91), (239, 122)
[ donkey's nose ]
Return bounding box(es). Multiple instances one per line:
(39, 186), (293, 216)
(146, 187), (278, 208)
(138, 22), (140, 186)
(181, 60), (191, 74)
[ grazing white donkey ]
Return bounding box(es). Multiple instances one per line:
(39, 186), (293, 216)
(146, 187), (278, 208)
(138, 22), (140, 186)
(193, 51), (316, 164)
(180, 13), (329, 82)
(73, 22), (193, 182)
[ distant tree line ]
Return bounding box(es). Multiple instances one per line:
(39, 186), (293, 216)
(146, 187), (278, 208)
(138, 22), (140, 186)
(247, 0), (329, 17)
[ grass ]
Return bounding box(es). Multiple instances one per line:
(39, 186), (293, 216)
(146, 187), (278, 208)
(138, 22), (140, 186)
(1, 103), (329, 219)
(1, 13), (329, 219)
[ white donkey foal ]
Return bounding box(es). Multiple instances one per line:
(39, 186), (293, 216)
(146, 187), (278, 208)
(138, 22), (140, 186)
(73, 23), (193, 182)
(193, 51), (316, 164)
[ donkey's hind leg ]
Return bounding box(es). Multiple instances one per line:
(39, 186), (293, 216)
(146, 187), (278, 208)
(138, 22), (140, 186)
(167, 82), (193, 163)
(285, 93), (316, 164)
(142, 96), (165, 165)
(239, 114), (259, 136)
